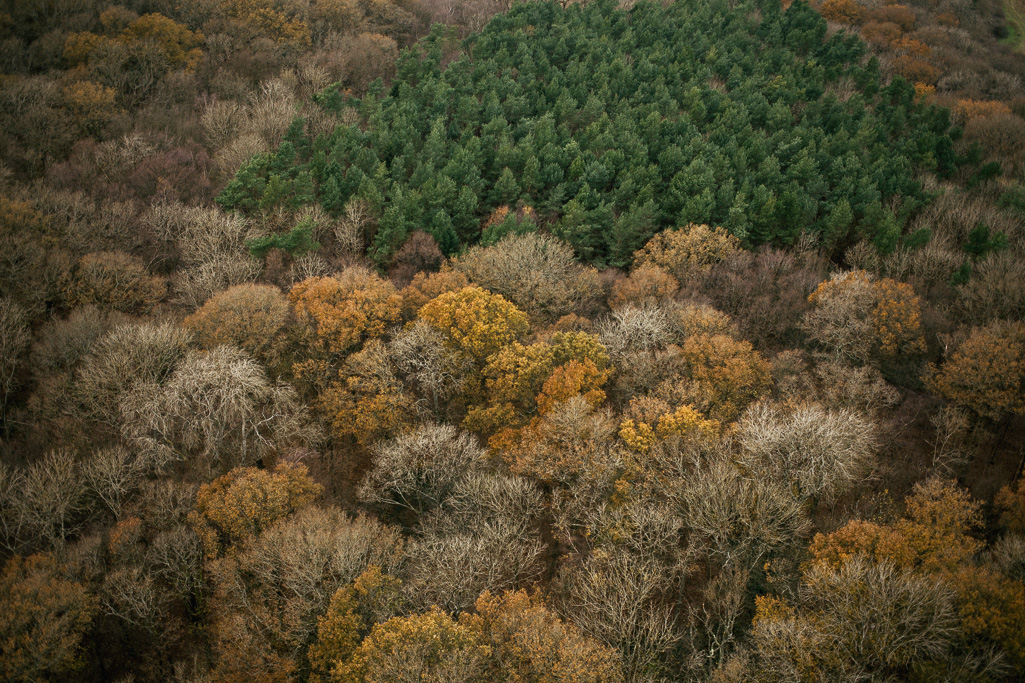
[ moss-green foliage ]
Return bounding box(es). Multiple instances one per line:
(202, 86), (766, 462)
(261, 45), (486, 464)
(218, 0), (955, 266)
(246, 218), (321, 258)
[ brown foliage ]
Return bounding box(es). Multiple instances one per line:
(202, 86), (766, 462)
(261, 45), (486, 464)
(184, 283), (289, 365)
(0, 553), (98, 681)
(289, 268), (402, 385)
(607, 264), (679, 309)
(60, 251), (166, 313)
(819, 0), (867, 25)
(924, 321), (1025, 421)
(866, 4), (916, 30)
(891, 56), (940, 85)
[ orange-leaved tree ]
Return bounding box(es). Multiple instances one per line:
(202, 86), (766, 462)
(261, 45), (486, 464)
(924, 321), (1025, 421)
(189, 461), (322, 558)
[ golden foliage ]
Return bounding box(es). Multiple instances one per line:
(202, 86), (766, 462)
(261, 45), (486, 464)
(953, 99), (1014, 124)
(465, 332), (610, 439)
(996, 479), (1025, 534)
(318, 340), (415, 447)
(676, 333), (772, 422)
(618, 403), (718, 454)
(219, 0), (310, 45)
(809, 478), (983, 574)
(807, 270), (926, 361)
(399, 269), (469, 319)
(461, 590), (624, 683)
(190, 461), (321, 558)
(62, 80), (122, 132)
(289, 267), (402, 366)
(309, 567), (404, 682)
(334, 607), (489, 682)
(65, 13), (205, 72)
(869, 278), (927, 357)
(633, 223), (741, 280)
(923, 321), (1025, 420)
(892, 56), (940, 85)
(417, 286), (529, 363)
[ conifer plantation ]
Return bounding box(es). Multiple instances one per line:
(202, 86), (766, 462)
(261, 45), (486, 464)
(1, 0), (1024, 679)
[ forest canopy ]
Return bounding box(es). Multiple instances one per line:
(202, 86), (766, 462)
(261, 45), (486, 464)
(217, 0), (957, 265)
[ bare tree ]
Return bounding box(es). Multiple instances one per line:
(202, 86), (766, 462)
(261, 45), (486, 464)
(560, 548), (682, 682)
(679, 458), (810, 569)
(82, 444), (144, 519)
(405, 472), (546, 613)
(736, 401), (876, 503)
(335, 197), (375, 259)
(390, 321), (471, 418)
(455, 232), (602, 323)
(74, 320), (191, 427)
(121, 346), (321, 473)
(210, 506), (404, 663)
(358, 424), (487, 514)
(0, 297), (29, 431)
(17, 449), (88, 547)
(597, 304), (675, 361)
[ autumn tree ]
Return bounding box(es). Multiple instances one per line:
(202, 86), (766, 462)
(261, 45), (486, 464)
(289, 268), (402, 385)
(416, 286), (529, 364)
(189, 462), (322, 558)
(404, 471), (546, 612)
(184, 283), (289, 366)
(60, 251), (166, 314)
(464, 331), (610, 439)
(209, 506), (404, 681)
(680, 458), (810, 569)
(674, 333), (772, 422)
(390, 321), (472, 418)
(608, 264), (680, 309)
(318, 340), (416, 448)
(633, 223), (741, 281)
(308, 566), (406, 682)
(923, 321), (1025, 421)
(399, 269), (470, 319)
(737, 558), (959, 681)
(333, 607), (489, 682)
(0, 553), (98, 681)
(803, 270), (927, 363)
(455, 232), (602, 323)
(461, 589), (625, 683)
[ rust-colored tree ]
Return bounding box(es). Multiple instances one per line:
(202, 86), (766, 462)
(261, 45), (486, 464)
(924, 321), (1025, 421)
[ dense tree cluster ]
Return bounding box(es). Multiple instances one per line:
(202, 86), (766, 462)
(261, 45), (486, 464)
(218, 0), (957, 264)
(1, 0), (1025, 679)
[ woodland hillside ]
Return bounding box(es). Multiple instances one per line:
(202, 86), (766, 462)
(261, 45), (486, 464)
(1, 0), (1025, 680)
